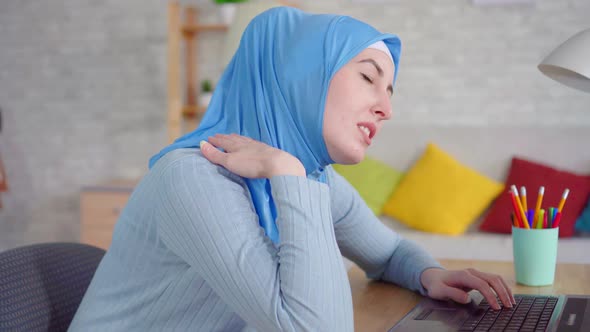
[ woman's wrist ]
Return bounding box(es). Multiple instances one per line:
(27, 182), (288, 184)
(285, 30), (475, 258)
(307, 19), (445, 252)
(420, 267), (444, 291)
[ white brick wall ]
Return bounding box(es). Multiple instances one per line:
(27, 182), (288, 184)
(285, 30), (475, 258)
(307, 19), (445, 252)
(1, 0), (589, 249)
(307, 0), (590, 126)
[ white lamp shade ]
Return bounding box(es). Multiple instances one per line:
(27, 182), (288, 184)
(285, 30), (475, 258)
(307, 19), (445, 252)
(538, 28), (590, 93)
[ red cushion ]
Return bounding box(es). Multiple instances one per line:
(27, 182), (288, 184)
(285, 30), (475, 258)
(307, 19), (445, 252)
(479, 157), (590, 237)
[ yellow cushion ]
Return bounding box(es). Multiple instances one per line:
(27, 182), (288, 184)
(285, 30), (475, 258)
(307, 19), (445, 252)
(333, 157), (403, 215)
(382, 143), (504, 235)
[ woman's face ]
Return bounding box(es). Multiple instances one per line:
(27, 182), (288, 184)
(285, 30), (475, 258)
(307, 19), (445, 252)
(323, 48), (395, 165)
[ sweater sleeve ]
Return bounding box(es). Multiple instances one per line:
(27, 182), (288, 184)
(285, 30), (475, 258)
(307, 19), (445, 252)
(155, 152), (353, 332)
(326, 166), (444, 296)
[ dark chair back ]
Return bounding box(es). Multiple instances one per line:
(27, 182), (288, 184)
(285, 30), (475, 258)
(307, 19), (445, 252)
(0, 242), (105, 331)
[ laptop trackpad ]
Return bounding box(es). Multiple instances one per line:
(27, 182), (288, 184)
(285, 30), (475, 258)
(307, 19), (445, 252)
(419, 308), (460, 323)
(558, 297), (589, 332)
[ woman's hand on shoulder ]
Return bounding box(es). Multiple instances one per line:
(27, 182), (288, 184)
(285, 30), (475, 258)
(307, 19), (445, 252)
(200, 134), (306, 178)
(420, 267), (516, 310)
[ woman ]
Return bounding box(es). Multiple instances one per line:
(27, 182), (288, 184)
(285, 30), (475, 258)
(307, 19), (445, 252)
(70, 7), (514, 331)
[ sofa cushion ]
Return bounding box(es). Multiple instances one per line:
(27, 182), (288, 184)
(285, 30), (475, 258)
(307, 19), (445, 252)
(480, 157), (590, 237)
(382, 143), (504, 235)
(575, 197), (590, 233)
(333, 156), (403, 215)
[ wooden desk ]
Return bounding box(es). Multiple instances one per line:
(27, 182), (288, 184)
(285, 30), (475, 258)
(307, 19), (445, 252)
(349, 259), (590, 332)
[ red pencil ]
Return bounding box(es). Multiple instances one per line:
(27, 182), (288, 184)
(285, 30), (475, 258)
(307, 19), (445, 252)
(553, 212), (562, 228)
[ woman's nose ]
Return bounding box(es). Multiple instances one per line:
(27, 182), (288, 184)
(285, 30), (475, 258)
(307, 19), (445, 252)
(372, 95), (392, 120)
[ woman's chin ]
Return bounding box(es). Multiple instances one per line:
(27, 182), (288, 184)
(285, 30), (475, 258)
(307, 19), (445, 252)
(335, 150), (365, 165)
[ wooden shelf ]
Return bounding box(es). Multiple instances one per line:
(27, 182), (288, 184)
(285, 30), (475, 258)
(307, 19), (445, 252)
(182, 24), (228, 36)
(167, 2), (227, 143)
(167, 1), (298, 142)
(182, 105), (206, 118)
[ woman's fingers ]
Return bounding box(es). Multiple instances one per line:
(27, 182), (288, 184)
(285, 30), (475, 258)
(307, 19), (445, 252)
(423, 268), (516, 311)
(229, 133), (252, 143)
(438, 285), (471, 304)
(200, 140), (227, 166)
(450, 271), (502, 310)
(207, 134), (243, 152)
(199, 133), (304, 179)
(467, 268), (516, 306)
(500, 276), (517, 305)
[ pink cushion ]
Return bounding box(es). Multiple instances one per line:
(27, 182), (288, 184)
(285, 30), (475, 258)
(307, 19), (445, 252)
(479, 157), (590, 237)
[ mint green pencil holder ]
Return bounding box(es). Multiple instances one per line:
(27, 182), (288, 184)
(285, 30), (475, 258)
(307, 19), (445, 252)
(512, 226), (559, 286)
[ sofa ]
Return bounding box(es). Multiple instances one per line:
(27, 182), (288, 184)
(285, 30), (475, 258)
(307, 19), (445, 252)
(345, 124), (590, 265)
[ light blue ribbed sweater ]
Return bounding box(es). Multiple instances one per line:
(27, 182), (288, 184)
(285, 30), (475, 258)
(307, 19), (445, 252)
(69, 149), (442, 331)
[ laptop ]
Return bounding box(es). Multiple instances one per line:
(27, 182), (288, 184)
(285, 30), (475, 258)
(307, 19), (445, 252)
(389, 292), (590, 331)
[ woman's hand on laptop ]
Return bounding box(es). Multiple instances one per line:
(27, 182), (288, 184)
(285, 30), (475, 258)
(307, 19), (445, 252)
(420, 268), (516, 310)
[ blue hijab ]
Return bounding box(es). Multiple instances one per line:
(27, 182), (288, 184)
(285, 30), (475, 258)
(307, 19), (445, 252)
(149, 7), (401, 244)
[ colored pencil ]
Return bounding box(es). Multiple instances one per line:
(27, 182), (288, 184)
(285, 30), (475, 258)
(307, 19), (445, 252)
(511, 185), (529, 229)
(532, 186), (544, 230)
(509, 191), (523, 228)
(553, 212), (563, 228)
(536, 209), (544, 229)
(557, 189), (570, 214)
(542, 209), (547, 229)
(520, 186), (528, 212)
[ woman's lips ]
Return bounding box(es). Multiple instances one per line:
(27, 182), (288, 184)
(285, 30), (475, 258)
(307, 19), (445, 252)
(358, 125), (372, 145)
(358, 122), (376, 146)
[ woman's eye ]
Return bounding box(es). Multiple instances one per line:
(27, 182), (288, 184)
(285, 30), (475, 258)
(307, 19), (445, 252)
(361, 73), (373, 84)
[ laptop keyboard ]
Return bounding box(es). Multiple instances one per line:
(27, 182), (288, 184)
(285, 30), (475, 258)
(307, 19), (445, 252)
(459, 295), (558, 332)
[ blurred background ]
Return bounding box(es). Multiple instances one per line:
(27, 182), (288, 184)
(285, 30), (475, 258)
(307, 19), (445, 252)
(1, 0), (589, 251)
